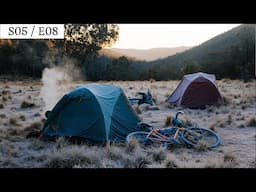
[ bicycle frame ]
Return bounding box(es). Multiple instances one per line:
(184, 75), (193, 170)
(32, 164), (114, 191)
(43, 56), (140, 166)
(146, 126), (184, 143)
(128, 110), (221, 148)
(146, 129), (169, 143)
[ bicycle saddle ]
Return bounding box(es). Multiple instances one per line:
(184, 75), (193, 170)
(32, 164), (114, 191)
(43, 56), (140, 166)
(175, 111), (184, 119)
(172, 118), (183, 127)
(172, 111), (184, 127)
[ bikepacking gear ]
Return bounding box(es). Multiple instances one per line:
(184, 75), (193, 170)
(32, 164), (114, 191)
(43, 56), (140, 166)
(126, 127), (220, 149)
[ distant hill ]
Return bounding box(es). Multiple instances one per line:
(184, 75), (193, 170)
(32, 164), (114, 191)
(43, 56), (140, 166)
(99, 47), (191, 61)
(98, 48), (123, 59)
(136, 24), (255, 80)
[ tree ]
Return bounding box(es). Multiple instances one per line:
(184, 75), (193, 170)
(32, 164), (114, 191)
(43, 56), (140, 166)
(236, 25), (255, 81)
(0, 40), (49, 77)
(181, 60), (200, 75)
(63, 24), (119, 81)
(106, 56), (131, 80)
(63, 24), (119, 65)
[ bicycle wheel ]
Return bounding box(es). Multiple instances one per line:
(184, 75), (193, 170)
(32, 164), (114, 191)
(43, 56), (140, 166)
(181, 127), (221, 148)
(126, 131), (153, 145)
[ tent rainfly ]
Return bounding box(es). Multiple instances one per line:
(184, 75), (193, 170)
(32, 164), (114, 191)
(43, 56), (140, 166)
(166, 72), (222, 108)
(42, 84), (141, 142)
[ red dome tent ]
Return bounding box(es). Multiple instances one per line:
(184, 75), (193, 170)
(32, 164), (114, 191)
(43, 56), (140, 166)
(166, 72), (222, 108)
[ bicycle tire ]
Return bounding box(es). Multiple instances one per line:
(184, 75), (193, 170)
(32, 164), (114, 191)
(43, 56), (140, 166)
(181, 127), (221, 148)
(126, 131), (153, 145)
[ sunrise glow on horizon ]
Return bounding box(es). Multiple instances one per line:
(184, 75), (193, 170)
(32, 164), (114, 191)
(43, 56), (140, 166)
(111, 24), (241, 49)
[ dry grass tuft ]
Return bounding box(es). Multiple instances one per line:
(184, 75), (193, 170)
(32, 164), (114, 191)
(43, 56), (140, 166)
(19, 114), (26, 121)
(209, 121), (219, 132)
(226, 114), (233, 125)
(233, 94), (240, 99)
(106, 145), (122, 160)
(28, 121), (42, 130)
(182, 118), (194, 127)
(195, 140), (209, 151)
(134, 106), (142, 114)
(29, 139), (45, 150)
(165, 115), (173, 127)
(165, 92), (170, 98)
(224, 152), (236, 162)
(24, 121), (43, 133)
(2, 90), (10, 95)
(221, 78), (231, 83)
(56, 137), (69, 149)
(2, 96), (8, 102)
(246, 117), (256, 127)
(223, 151), (238, 167)
(21, 100), (35, 108)
(9, 117), (19, 126)
(144, 105), (150, 111)
(7, 128), (20, 135)
(150, 84), (157, 89)
(126, 138), (138, 153)
(217, 96), (231, 106)
(219, 122), (225, 128)
(34, 112), (41, 117)
(45, 152), (91, 168)
(149, 78), (155, 83)
(149, 147), (167, 163)
(135, 157), (150, 168)
(209, 125), (217, 132)
(164, 154), (178, 168)
(206, 106), (216, 113)
(238, 124), (245, 128)
(0, 113), (6, 118)
(165, 102), (176, 109)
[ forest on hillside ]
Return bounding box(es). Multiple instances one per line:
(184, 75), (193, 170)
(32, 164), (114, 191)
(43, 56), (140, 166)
(0, 24), (255, 81)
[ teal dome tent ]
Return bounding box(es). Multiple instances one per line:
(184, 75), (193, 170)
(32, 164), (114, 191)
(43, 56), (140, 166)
(42, 84), (141, 142)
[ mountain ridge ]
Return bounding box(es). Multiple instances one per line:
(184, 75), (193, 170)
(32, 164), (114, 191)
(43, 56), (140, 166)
(136, 24), (254, 80)
(99, 46), (191, 61)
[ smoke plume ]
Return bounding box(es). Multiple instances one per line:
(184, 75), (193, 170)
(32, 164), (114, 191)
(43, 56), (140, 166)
(40, 55), (82, 113)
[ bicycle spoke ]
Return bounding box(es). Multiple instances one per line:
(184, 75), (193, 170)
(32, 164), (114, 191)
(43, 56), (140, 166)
(181, 128), (220, 148)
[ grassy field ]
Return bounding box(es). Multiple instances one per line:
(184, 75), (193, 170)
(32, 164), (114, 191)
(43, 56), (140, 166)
(0, 79), (255, 168)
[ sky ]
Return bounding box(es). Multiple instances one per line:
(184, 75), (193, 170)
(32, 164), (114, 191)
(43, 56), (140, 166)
(111, 24), (241, 49)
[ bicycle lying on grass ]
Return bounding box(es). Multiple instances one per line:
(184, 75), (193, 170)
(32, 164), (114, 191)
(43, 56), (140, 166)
(126, 111), (221, 149)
